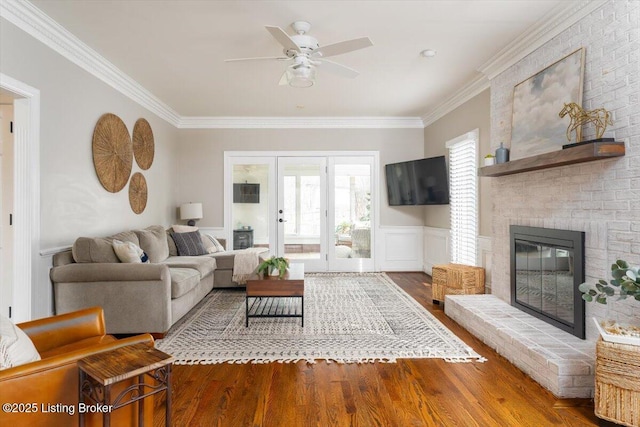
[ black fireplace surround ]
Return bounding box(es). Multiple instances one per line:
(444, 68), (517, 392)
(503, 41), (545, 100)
(510, 225), (585, 339)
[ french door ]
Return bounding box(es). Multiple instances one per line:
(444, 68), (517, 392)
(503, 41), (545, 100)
(226, 153), (375, 272)
(277, 157), (327, 271)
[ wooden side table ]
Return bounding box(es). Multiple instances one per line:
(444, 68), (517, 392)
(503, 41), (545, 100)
(78, 343), (174, 427)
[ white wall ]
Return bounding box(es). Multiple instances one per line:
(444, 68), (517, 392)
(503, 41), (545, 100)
(0, 18), (180, 249)
(423, 89), (491, 236)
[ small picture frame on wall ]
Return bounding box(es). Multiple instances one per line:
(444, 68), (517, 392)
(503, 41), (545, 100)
(510, 47), (585, 160)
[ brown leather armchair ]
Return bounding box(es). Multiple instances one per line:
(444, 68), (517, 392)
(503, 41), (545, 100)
(0, 307), (155, 427)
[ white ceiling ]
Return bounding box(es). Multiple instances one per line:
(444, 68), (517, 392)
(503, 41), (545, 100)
(30, 0), (566, 119)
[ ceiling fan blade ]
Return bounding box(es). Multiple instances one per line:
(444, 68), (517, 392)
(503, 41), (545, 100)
(315, 59), (359, 79)
(265, 26), (300, 52)
(278, 70), (289, 86)
(313, 37), (373, 58)
(225, 56), (290, 62)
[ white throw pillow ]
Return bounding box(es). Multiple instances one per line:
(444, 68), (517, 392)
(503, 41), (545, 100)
(202, 234), (225, 253)
(172, 224), (199, 233)
(0, 314), (40, 370)
(112, 239), (145, 263)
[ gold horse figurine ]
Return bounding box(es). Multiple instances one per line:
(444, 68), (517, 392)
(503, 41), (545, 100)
(559, 102), (612, 142)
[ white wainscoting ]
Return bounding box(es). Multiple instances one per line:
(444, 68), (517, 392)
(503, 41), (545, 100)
(375, 226), (424, 271)
(423, 227), (450, 275)
(423, 226), (492, 286)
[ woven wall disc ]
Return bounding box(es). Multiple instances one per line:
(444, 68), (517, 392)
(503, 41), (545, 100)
(129, 172), (148, 214)
(132, 118), (155, 170)
(92, 113), (133, 193)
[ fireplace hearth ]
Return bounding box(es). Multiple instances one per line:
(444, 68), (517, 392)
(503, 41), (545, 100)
(510, 225), (585, 339)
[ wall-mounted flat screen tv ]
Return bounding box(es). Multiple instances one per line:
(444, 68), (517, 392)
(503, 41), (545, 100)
(233, 183), (260, 203)
(385, 156), (450, 206)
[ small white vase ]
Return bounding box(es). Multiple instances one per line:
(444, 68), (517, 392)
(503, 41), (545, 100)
(484, 157), (495, 166)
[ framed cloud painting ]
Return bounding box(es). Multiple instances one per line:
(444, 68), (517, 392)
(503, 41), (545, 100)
(510, 48), (585, 160)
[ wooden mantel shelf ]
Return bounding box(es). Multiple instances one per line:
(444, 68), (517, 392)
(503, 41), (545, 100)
(478, 141), (625, 177)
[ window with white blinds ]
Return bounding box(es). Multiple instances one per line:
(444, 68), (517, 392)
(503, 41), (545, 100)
(446, 130), (478, 266)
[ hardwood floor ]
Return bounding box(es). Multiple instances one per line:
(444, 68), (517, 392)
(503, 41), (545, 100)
(154, 272), (599, 426)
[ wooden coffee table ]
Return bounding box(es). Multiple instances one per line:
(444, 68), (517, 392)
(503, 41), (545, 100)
(245, 262), (304, 327)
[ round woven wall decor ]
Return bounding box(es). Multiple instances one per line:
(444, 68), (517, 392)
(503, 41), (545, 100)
(132, 118), (155, 170)
(129, 172), (148, 214)
(92, 113), (133, 193)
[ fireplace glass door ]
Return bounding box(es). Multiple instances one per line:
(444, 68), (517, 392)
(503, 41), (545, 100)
(514, 240), (575, 324)
(510, 226), (585, 339)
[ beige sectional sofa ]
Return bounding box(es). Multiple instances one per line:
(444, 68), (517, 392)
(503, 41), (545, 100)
(50, 225), (264, 336)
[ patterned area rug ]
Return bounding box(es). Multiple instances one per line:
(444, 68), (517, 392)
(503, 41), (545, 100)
(156, 273), (486, 364)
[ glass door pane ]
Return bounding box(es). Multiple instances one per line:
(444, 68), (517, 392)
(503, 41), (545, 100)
(231, 160), (275, 252)
(277, 157), (327, 271)
(329, 157), (375, 272)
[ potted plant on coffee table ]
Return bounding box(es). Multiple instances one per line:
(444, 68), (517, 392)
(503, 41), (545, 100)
(257, 256), (290, 279)
(579, 259), (640, 345)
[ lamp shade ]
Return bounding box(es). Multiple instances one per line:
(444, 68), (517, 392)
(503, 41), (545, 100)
(180, 203), (203, 220)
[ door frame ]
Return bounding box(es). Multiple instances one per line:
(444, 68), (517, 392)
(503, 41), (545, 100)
(224, 151), (379, 271)
(0, 73), (40, 322)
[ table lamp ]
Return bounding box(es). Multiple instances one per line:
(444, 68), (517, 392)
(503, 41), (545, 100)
(180, 202), (203, 226)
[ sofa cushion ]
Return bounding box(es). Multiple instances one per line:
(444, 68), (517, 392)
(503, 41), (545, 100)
(209, 252), (235, 270)
(135, 225), (169, 263)
(73, 237), (119, 263)
(167, 230), (178, 256)
(72, 231), (140, 263)
(161, 256), (216, 279)
(169, 268), (201, 299)
(171, 231), (207, 256)
(0, 314), (41, 369)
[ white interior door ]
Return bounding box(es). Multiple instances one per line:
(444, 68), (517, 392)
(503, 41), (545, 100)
(277, 157), (327, 272)
(0, 104), (14, 318)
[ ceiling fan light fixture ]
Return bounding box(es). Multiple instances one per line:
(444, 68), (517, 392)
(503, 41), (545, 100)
(287, 64), (316, 88)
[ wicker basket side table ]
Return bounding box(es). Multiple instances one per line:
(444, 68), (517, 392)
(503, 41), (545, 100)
(431, 263), (485, 304)
(595, 338), (640, 427)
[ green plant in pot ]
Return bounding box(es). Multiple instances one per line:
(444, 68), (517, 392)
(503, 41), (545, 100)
(257, 256), (290, 279)
(579, 260), (640, 342)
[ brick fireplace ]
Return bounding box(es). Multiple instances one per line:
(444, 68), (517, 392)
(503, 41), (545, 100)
(446, 0), (639, 399)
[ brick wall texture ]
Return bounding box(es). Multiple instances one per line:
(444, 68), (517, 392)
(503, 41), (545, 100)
(489, 0), (640, 340)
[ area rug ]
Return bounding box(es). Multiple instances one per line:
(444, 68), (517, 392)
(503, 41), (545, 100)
(156, 273), (486, 365)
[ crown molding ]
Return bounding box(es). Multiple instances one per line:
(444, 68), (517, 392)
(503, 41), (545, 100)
(178, 116), (425, 129)
(421, 75), (490, 127)
(0, 0), (181, 126)
(422, 0), (605, 127)
(478, 0), (608, 80)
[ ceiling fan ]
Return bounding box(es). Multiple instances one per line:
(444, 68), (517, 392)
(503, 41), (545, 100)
(225, 21), (373, 88)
